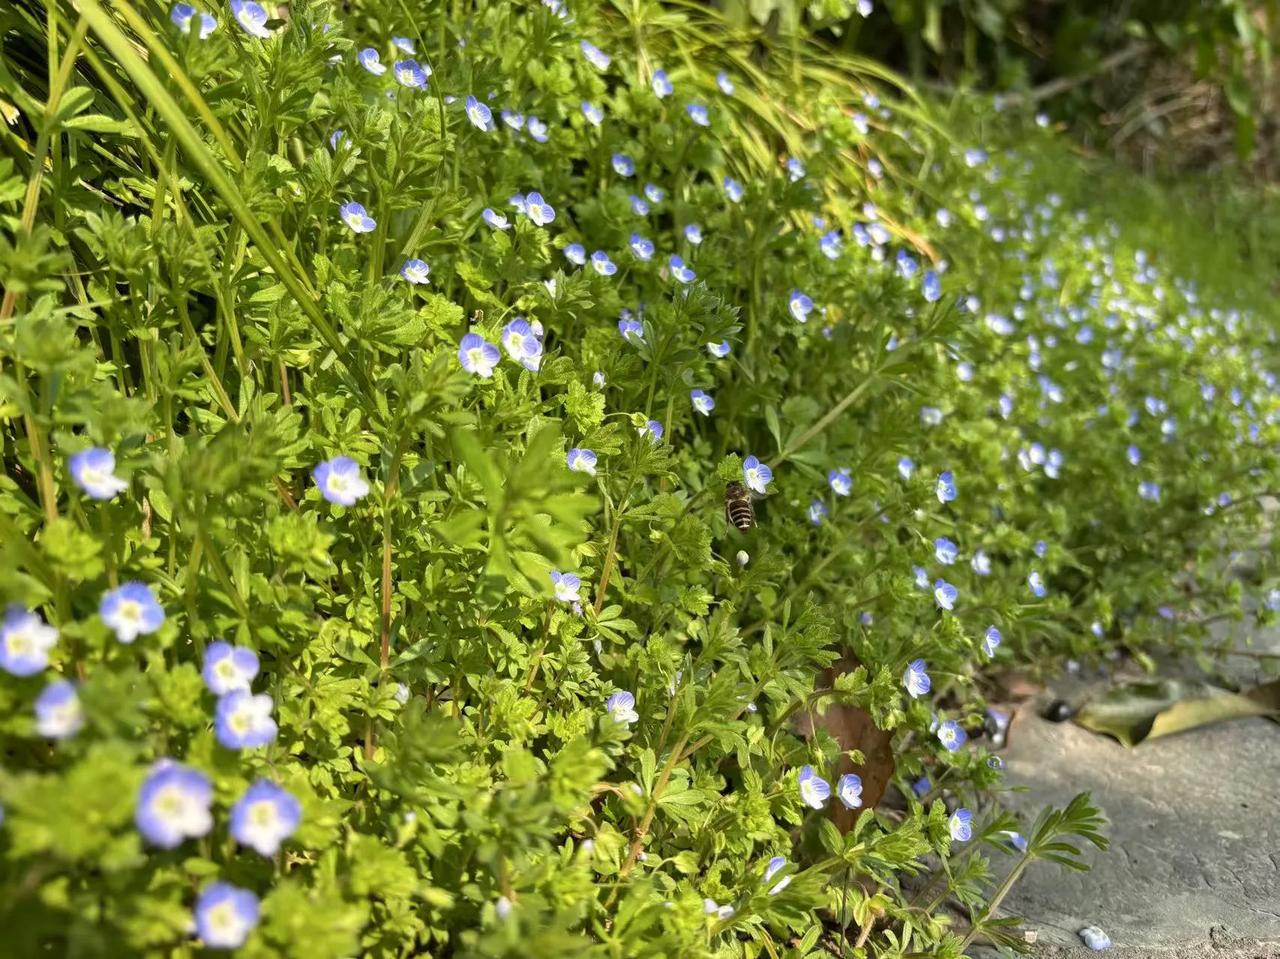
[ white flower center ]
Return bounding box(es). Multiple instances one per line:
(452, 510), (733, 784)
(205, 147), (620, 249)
(118, 600), (143, 624)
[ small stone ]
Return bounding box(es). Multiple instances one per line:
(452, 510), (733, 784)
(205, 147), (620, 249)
(1079, 925), (1111, 951)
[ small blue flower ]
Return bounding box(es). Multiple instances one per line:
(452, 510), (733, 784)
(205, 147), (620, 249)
(230, 0), (271, 37)
(797, 765), (830, 809)
(400, 258), (430, 285)
(651, 69), (673, 98)
(357, 47), (387, 75)
(339, 201), (376, 233)
(591, 251), (618, 276)
(937, 720), (967, 752)
(524, 191), (555, 226)
(393, 59), (430, 88)
(923, 270), (942, 302)
(892, 457), (913, 481)
(313, 456), (370, 506)
(1127, 444), (1142, 466)
(1034, 539), (1048, 558)
(921, 406), (943, 426)
(949, 807), (973, 842)
(0, 605), (58, 677)
(982, 626), (1001, 657)
(786, 157), (805, 181)
(911, 776), (931, 798)
(580, 101), (604, 126)
(820, 230), (842, 260)
(707, 340), (730, 358)
(934, 537), (958, 565)
(717, 71), (735, 94)
(644, 183), (665, 203)
(502, 318), (543, 372)
(550, 570), (581, 603)
(743, 456), (772, 495)
(686, 103), (710, 127)
(903, 659), (930, 698)
(808, 500), (828, 525)
(828, 468), (852, 496)
(936, 470), (957, 503)
(482, 208), (510, 230)
(723, 176), (744, 202)
(913, 566), (930, 590)
(684, 223), (703, 245)
(391, 36), (415, 54)
(230, 780), (301, 856)
(563, 243), (586, 266)
(194, 881), (260, 950)
(618, 317), (645, 344)
(934, 579), (958, 610)
(215, 690), (277, 749)
(641, 420), (664, 443)
(763, 855), (791, 894)
(458, 332), (501, 377)
(668, 255), (695, 283)
(580, 39), (611, 70)
(1028, 571), (1046, 598)
(171, 4), (217, 37)
(500, 109), (524, 131)
(567, 447), (598, 475)
(895, 250), (918, 279)
(1004, 830), (1028, 852)
(630, 194), (650, 215)
(203, 641), (260, 696)
(68, 447), (128, 500)
(691, 390), (715, 416)
(612, 153), (635, 177)
(1139, 481), (1161, 502)
(329, 129), (346, 151)
(100, 581), (164, 644)
(837, 773), (863, 809)
(605, 690), (639, 724)
(136, 760), (213, 848)
(629, 233), (654, 261)
(526, 116), (549, 142)
(788, 290), (814, 322)
(34, 680), (83, 739)
(857, 0), (873, 15)
(465, 95), (494, 131)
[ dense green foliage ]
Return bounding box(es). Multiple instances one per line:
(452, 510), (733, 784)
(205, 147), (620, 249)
(0, 1), (1277, 956)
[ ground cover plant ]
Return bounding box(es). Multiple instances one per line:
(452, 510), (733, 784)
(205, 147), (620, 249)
(1, 1), (1278, 956)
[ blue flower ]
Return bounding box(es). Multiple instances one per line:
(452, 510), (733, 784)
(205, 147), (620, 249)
(550, 570), (581, 603)
(717, 71), (735, 94)
(400, 258), (430, 285)
(34, 679), (83, 739)
(1005, 830), (1028, 852)
(581, 101), (604, 126)
(743, 456), (772, 495)
(230, 0), (271, 37)
(611, 153), (635, 177)
(921, 406), (943, 426)
(937, 720), (967, 751)
(651, 69), (673, 98)
(827, 469), (852, 497)
(526, 116), (549, 142)
(1127, 444), (1142, 466)
(684, 223), (703, 245)
(1139, 481), (1161, 502)
(357, 47), (387, 75)
(580, 39), (610, 70)
(1034, 540), (1048, 558)
(135, 760), (213, 848)
(465, 95), (494, 131)
(786, 157), (805, 181)
(763, 855), (791, 894)
(686, 103), (710, 127)
(194, 882), (260, 950)
(459, 332), (501, 377)
(934, 537), (958, 565)
(202, 641), (259, 696)
(230, 780), (301, 856)
(0, 605), (58, 677)
(591, 251), (618, 276)
(857, 0), (873, 15)
(563, 243), (586, 266)
(797, 765), (830, 809)
(523, 191), (555, 226)
(567, 447), (597, 475)
(934, 579), (958, 610)
(936, 470), (957, 503)
(895, 250), (918, 279)
(788, 290), (814, 322)
(668, 255), (695, 283)
(339, 201), (376, 233)
(171, 4), (217, 37)
(629, 233), (654, 261)
(691, 390), (715, 416)
(644, 183), (665, 203)
(215, 690), (277, 749)
(707, 340), (730, 358)
(502, 318), (543, 372)
(723, 176), (744, 202)
(482, 207), (510, 230)
(68, 447), (128, 500)
(329, 129), (346, 150)
(391, 36), (415, 54)
(820, 230), (842, 260)
(393, 59), (430, 88)
(949, 807), (973, 842)
(100, 581), (164, 644)
(923, 270), (942, 302)
(1028, 571), (1046, 598)
(641, 420), (664, 443)
(911, 776), (931, 798)
(807, 500), (828, 525)
(837, 773), (863, 809)
(618, 317), (645, 344)
(980, 627), (1002, 660)
(630, 194), (650, 215)
(500, 109), (524, 131)
(903, 659), (930, 698)
(605, 690), (639, 724)
(313, 456), (370, 506)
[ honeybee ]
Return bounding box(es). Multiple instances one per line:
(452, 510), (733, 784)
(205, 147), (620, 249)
(724, 481), (755, 532)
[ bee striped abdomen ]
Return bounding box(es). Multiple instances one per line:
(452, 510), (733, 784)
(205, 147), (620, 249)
(725, 481), (755, 531)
